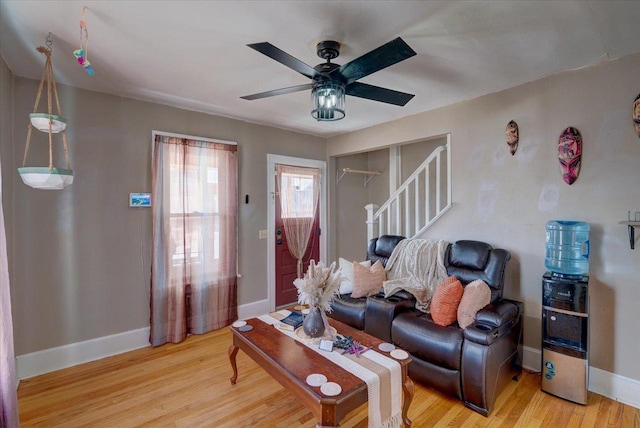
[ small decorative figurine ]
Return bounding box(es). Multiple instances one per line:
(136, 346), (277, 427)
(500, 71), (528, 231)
(633, 93), (640, 138)
(505, 120), (519, 155)
(557, 126), (582, 185)
(333, 335), (369, 357)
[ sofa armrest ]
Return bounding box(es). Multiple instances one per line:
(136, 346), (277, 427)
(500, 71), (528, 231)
(464, 299), (522, 346)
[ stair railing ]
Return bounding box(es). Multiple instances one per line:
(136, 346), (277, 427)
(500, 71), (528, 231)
(366, 135), (451, 242)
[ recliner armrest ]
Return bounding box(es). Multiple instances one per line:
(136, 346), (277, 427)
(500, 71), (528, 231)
(464, 299), (522, 346)
(475, 300), (520, 328)
(461, 298), (524, 416)
(364, 293), (414, 342)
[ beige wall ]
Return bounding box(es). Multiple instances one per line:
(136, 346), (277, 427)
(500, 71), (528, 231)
(365, 148), (390, 208)
(331, 153), (369, 261)
(5, 76), (325, 355)
(328, 53), (640, 382)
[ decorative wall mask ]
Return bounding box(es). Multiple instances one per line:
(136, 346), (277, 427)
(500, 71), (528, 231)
(633, 93), (640, 138)
(505, 120), (519, 155)
(557, 127), (582, 185)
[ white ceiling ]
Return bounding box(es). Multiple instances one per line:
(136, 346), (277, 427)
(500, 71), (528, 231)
(2, 1), (640, 138)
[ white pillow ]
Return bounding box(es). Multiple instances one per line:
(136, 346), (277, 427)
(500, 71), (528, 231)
(338, 258), (371, 295)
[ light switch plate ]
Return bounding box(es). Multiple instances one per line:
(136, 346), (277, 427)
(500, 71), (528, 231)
(259, 229), (268, 239)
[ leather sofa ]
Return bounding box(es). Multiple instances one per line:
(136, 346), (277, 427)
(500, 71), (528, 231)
(328, 235), (523, 416)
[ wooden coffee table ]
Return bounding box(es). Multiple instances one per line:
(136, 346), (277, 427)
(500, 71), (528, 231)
(229, 316), (414, 427)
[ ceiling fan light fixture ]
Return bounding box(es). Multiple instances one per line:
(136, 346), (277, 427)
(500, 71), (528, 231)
(311, 81), (345, 121)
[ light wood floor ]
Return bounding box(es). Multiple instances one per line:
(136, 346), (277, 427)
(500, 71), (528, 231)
(18, 327), (639, 427)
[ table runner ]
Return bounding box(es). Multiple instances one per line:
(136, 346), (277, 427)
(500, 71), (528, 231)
(258, 314), (402, 428)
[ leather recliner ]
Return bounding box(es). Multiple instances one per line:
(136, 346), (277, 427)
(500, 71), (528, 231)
(328, 235), (407, 331)
(328, 235), (523, 416)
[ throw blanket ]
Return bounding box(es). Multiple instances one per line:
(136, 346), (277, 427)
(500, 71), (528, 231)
(258, 314), (402, 428)
(383, 238), (449, 312)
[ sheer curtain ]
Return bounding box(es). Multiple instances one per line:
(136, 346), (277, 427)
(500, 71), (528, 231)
(1, 156), (19, 426)
(150, 135), (237, 346)
(275, 164), (321, 278)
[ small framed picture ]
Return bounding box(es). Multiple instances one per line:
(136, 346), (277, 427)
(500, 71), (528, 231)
(319, 339), (334, 352)
(129, 193), (151, 207)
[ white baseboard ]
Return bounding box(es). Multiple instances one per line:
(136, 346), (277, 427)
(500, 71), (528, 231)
(237, 298), (270, 320)
(16, 327), (150, 380)
(589, 367), (640, 409)
(523, 345), (541, 373)
(523, 346), (640, 410)
(15, 299), (270, 381)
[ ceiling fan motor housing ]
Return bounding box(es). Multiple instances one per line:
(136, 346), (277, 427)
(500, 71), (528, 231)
(316, 40), (340, 61)
(313, 62), (340, 76)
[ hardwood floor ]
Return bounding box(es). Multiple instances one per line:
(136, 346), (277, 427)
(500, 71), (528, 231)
(18, 327), (639, 427)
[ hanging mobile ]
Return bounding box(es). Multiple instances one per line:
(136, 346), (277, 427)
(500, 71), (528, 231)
(17, 33), (74, 190)
(72, 6), (95, 75)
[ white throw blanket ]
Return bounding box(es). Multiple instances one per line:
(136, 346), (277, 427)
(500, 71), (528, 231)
(383, 238), (449, 312)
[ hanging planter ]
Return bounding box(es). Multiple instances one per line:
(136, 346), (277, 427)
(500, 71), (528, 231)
(17, 167), (74, 190)
(18, 34), (74, 190)
(29, 113), (67, 133)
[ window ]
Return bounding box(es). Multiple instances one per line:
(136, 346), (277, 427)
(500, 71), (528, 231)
(169, 165), (220, 263)
(153, 135), (237, 279)
(150, 133), (238, 345)
(279, 171), (316, 219)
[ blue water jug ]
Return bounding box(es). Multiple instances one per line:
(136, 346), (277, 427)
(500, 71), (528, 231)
(545, 220), (590, 276)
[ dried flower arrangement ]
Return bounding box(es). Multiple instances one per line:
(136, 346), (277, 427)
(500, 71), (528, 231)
(293, 260), (342, 338)
(293, 260), (341, 312)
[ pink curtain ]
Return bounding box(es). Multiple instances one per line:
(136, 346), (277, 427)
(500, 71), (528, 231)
(1, 156), (19, 426)
(150, 135), (237, 346)
(275, 165), (321, 278)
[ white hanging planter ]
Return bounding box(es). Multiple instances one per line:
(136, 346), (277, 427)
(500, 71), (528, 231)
(18, 167), (74, 190)
(18, 42), (75, 190)
(29, 113), (67, 133)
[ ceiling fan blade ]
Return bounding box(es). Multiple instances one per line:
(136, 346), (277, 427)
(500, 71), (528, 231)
(336, 37), (416, 85)
(247, 42), (317, 79)
(241, 83), (314, 100)
(346, 82), (415, 106)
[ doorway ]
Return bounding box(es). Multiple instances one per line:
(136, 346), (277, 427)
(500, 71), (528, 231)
(267, 154), (327, 311)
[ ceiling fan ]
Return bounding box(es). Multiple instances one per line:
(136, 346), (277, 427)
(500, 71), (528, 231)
(241, 37), (417, 121)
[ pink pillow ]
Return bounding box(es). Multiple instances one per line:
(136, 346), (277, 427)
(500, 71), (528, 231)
(430, 276), (464, 326)
(351, 260), (386, 298)
(338, 258), (371, 294)
(457, 279), (491, 329)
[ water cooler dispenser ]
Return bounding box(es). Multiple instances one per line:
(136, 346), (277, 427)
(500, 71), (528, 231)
(541, 220), (590, 404)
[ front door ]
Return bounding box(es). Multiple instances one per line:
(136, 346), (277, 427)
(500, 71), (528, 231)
(274, 165), (321, 308)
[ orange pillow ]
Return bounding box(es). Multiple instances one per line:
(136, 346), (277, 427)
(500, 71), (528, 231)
(351, 260), (386, 298)
(457, 279), (491, 329)
(430, 276), (464, 326)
